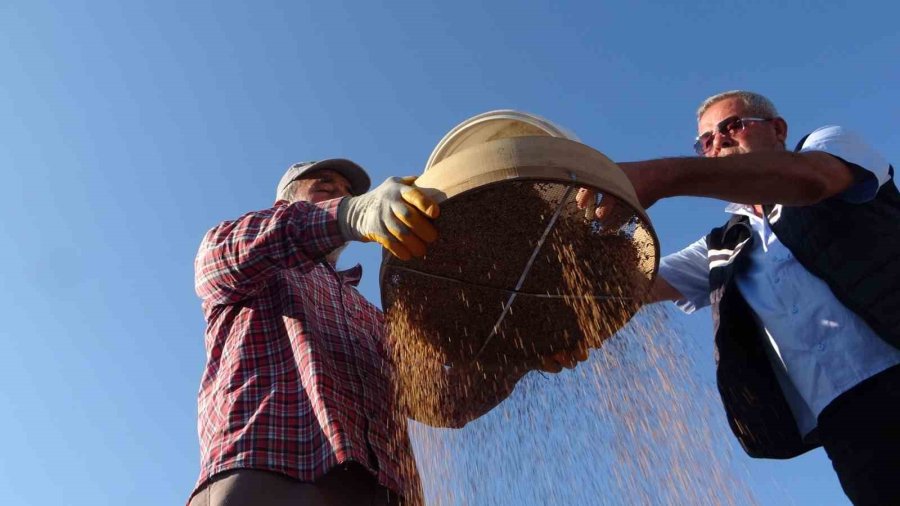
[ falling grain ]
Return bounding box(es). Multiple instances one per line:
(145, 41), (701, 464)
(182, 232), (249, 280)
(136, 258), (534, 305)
(383, 181), (757, 505)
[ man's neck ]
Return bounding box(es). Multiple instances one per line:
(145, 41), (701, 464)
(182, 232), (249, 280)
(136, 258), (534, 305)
(325, 244), (347, 265)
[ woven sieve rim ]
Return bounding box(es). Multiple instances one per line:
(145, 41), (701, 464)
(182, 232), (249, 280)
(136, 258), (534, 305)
(414, 136), (658, 265)
(415, 136), (642, 212)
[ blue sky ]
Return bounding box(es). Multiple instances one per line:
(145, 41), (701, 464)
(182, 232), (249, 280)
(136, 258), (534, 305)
(1, 0), (897, 504)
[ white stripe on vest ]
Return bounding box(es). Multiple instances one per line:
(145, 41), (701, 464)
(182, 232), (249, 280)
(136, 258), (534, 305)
(767, 204), (783, 224)
(709, 238), (752, 269)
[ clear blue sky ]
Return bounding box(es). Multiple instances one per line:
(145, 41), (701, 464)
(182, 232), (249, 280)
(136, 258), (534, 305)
(2, 0), (897, 504)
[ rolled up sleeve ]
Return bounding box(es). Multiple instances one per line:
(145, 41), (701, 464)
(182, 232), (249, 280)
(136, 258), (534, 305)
(799, 125), (892, 203)
(658, 237), (711, 313)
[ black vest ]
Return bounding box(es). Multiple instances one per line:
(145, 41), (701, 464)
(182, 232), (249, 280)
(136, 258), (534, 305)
(706, 144), (900, 459)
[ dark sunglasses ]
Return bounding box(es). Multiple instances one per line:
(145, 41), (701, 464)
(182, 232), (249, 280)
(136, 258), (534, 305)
(694, 116), (772, 155)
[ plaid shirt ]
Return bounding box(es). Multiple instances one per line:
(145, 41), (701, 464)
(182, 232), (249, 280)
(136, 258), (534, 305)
(190, 198), (420, 502)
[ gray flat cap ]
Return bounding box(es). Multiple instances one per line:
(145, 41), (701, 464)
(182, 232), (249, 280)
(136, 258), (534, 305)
(276, 159), (371, 200)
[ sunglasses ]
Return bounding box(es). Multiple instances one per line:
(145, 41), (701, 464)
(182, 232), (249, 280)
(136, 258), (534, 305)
(693, 116), (772, 155)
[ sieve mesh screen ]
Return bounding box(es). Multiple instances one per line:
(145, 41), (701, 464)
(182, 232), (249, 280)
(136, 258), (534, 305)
(381, 135), (659, 427)
(382, 179), (657, 371)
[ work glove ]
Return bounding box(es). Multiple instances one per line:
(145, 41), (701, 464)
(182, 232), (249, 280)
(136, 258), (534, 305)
(337, 176), (440, 260)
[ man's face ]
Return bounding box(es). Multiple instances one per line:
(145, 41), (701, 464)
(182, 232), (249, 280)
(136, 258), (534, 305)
(291, 169), (352, 203)
(697, 97), (787, 158)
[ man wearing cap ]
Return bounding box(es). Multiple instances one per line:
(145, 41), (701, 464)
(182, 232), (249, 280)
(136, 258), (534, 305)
(187, 160), (440, 505)
(580, 90), (899, 504)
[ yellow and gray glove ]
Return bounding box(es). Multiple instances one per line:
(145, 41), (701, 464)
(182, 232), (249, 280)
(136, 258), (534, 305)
(337, 176), (440, 260)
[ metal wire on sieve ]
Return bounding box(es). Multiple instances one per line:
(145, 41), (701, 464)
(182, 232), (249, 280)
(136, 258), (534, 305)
(472, 184), (576, 359)
(386, 266), (631, 300)
(383, 177), (657, 371)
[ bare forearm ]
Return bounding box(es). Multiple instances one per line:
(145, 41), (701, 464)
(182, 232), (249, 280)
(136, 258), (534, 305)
(642, 276), (684, 304)
(620, 151), (853, 207)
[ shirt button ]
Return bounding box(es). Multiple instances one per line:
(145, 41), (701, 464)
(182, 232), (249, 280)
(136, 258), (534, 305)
(774, 276), (781, 283)
(791, 305), (799, 315)
(818, 343), (826, 351)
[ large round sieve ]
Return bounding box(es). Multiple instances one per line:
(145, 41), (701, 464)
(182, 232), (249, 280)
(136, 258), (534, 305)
(382, 118), (659, 427)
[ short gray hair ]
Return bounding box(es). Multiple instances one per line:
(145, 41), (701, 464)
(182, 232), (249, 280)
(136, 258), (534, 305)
(696, 90), (779, 121)
(277, 179), (302, 203)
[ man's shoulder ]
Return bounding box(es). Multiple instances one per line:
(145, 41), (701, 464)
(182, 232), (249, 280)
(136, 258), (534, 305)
(796, 125), (876, 154)
(202, 204), (284, 234)
(806, 125), (844, 137)
(797, 125), (892, 198)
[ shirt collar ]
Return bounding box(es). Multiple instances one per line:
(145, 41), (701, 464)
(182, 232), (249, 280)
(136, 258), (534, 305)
(337, 264), (363, 286)
(725, 203), (757, 220)
(724, 202), (783, 222)
(725, 202), (752, 215)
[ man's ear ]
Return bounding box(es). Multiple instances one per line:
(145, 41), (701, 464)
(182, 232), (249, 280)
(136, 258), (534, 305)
(772, 117), (788, 145)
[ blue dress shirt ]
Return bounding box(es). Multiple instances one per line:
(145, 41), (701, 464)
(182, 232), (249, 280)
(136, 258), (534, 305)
(659, 126), (900, 436)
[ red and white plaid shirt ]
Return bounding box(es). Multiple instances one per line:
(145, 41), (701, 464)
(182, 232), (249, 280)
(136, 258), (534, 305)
(190, 198), (420, 502)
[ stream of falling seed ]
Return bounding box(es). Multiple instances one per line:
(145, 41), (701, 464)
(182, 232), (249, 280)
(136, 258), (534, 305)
(393, 308), (758, 506)
(384, 186), (758, 506)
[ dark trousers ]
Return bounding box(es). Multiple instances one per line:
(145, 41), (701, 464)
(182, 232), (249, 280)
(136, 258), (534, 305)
(188, 462), (401, 506)
(818, 365), (900, 506)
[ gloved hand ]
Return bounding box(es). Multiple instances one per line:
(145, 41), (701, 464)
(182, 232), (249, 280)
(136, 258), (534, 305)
(337, 176), (440, 260)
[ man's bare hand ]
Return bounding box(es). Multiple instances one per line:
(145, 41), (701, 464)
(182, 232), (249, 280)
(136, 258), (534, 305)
(575, 188), (633, 233)
(537, 343), (590, 373)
